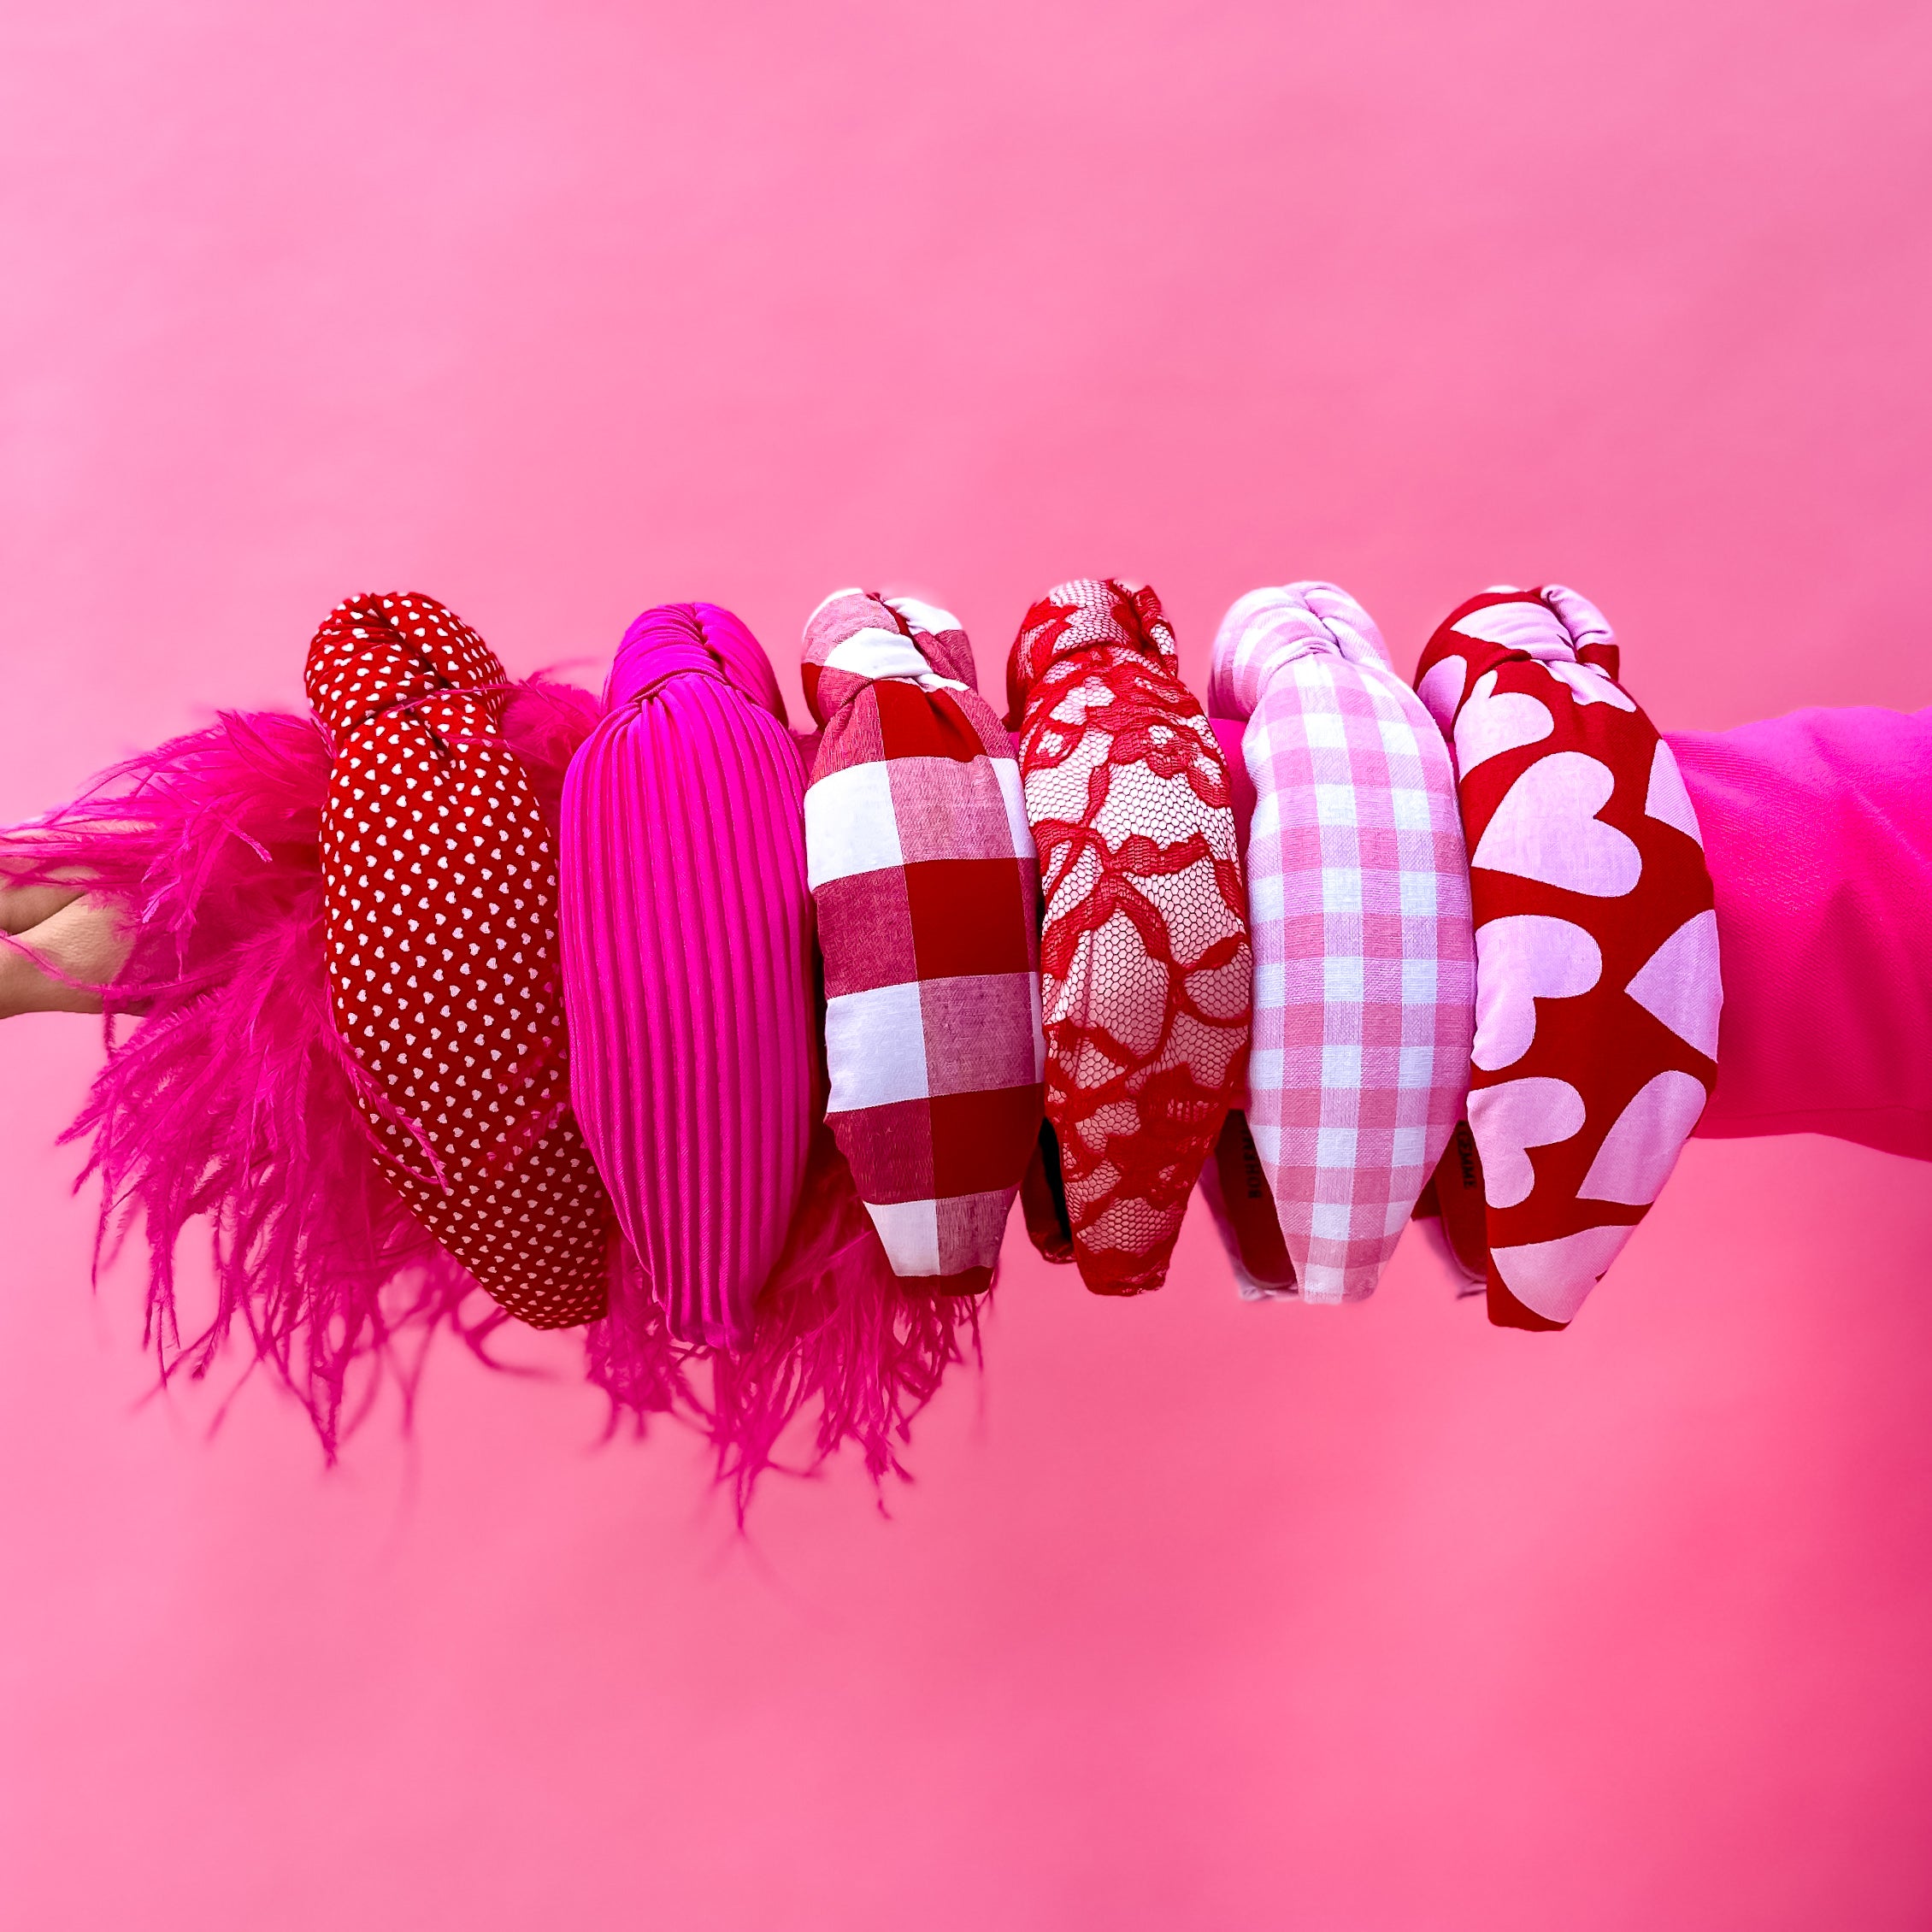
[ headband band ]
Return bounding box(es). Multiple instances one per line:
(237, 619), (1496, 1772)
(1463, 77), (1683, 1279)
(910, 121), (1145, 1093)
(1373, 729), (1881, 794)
(1209, 582), (1474, 1302)
(1414, 586), (1720, 1327)
(1007, 579), (1252, 1293)
(306, 592), (612, 1328)
(802, 589), (1045, 1293)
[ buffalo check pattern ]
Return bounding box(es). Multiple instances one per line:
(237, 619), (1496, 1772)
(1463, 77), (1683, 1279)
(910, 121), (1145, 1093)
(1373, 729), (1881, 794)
(1209, 584), (1474, 1304)
(802, 590), (1045, 1293)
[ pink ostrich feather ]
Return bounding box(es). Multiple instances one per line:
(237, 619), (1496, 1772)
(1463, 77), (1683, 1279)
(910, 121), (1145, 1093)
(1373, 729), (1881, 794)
(703, 1124), (986, 1517)
(4, 674), (642, 1454)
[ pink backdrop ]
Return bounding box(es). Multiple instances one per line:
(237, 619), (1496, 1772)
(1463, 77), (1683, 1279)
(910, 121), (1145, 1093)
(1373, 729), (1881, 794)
(5, 3), (1932, 1925)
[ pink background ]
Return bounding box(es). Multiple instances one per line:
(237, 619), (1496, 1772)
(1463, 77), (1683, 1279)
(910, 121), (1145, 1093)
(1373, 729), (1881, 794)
(4, 3), (1932, 1925)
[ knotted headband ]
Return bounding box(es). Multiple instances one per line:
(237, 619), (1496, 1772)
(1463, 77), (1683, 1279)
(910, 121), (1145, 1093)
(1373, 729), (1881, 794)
(306, 592), (612, 1328)
(1413, 586), (1721, 1328)
(1008, 579), (1252, 1294)
(801, 590), (1044, 1292)
(1208, 583), (1474, 1303)
(559, 603), (816, 1350)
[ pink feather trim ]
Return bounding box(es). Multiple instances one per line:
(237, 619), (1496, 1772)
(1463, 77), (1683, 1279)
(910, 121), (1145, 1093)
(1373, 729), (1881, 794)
(6, 680), (608, 1453)
(15, 676), (982, 1496)
(706, 1125), (984, 1515)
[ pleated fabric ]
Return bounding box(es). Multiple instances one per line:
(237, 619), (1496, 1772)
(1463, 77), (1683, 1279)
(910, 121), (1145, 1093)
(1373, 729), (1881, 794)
(1413, 586), (1721, 1329)
(1007, 578), (1252, 1294)
(1209, 583), (1474, 1303)
(559, 603), (816, 1350)
(306, 592), (613, 1329)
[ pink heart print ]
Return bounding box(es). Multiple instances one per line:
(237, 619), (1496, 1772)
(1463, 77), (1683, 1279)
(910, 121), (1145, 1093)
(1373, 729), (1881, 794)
(1472, 915), (1601, 1071)
(1414, 586), (1721, 1330)
(1470, 751), (1643, 897)
(1452, 668), (1554, 773)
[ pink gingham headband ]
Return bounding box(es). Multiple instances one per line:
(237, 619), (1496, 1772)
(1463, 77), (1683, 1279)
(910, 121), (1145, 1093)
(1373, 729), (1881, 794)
(1207, 583), (1473, 1303)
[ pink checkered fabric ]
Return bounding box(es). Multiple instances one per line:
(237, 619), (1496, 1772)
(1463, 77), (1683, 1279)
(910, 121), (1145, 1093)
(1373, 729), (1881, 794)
(1209, 583), (1475, 1302)
(801, 590), (1045, 1293)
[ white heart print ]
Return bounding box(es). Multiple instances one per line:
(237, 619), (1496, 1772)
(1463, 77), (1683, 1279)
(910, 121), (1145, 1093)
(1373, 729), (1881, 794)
(1450, 601), (1576, 657)
(1643, 739), (1704, 845)
(1489, 1224), (1637, 1324)
(1624, 909), (1722, 1057)
(1415, 654), (1467, 730)
(1545, 660), (1635, 711)
(1471, 751), (1643, 897)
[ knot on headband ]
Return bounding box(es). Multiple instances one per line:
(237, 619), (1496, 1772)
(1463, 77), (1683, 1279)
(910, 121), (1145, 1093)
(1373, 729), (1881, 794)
(1008, 578), (1252, 1294)
(305, 592), (613, 1330)
(304, 591), (510, 738)
(1004, 576), (1177, 727)
(1414, 586), (1720, 1328)
(1207, 582), (1474, 1305)
(560, 602), (816, 1350)
(800, 587), (1044, 1293)
(803, 590), (977, 723)
(605, 600), (789, 719)
(1207, 580), (1394, 718)
(1415, 583), (1621, 733)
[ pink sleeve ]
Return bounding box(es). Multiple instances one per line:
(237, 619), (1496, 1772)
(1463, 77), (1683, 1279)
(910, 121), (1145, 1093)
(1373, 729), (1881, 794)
(1673, 706), (1932, 1162)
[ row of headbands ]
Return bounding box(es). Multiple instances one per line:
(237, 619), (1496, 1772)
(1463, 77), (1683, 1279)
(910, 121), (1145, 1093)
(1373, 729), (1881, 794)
(310, 580), (1717, 1345)
(30, 573), (1722, 1483)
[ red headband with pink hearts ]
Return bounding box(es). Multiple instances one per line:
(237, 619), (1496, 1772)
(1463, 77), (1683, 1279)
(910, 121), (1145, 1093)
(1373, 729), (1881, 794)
(1412, 586), (1721, 1328)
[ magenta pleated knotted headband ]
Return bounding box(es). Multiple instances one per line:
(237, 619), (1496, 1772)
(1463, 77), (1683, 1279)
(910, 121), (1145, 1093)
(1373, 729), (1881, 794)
(559, 602), (816, 1351)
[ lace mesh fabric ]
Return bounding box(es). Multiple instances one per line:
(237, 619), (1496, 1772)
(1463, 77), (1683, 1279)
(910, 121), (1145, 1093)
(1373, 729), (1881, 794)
(1008, 579), (1252, 1293)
